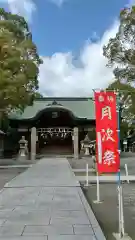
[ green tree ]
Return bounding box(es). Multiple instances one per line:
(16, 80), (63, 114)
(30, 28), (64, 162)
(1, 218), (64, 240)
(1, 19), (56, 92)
(0, 8), (43, 120)
(34, 92), (43, 99)
(103, 6), (135, 82)
(107, 80), (135, 139)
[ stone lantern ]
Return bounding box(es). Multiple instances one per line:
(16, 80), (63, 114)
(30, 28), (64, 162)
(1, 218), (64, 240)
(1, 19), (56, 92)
(123, 139), (127, 152)
(81, 134), (91, 156)
(18, 136), (28, 161)
(0, 130), (5, 158)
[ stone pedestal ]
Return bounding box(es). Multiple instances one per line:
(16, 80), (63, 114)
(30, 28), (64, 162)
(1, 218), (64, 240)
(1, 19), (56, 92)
(31, 127), (36, 161)
(84, 146), (90, 156)
(18, 150), (28, 161)
(73, 127), (79, 159)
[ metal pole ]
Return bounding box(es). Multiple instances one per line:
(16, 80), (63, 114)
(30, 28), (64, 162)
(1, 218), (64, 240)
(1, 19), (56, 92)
(117, 91), (126, 238)
(120, 186), (125, 236)
(86, 163), (89, 187)
(125, 163), (129, 184)
(96, 171), (100, 202)
(116, 91), (121, 184)
(118, 186), (122, 237)
(116, 91), (122, 237)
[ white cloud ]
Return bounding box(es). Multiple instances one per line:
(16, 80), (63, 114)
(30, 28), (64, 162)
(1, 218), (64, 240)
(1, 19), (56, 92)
(0, 0), (36, 22)
(129, 0), (135, 6)
(48, 0), (67, 7)
(126, 0), (135, 7)
(39, 21), (119, 97)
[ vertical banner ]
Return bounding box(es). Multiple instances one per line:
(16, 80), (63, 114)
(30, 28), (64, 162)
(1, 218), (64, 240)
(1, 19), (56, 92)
(94, 91), (120, 173)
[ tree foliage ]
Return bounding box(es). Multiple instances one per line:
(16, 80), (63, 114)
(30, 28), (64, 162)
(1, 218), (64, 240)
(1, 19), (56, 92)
(103, 6), (135, 82)
(34, 92), (43, 99)
(107, 80), (135, 139)
(0, 8), (43, 116)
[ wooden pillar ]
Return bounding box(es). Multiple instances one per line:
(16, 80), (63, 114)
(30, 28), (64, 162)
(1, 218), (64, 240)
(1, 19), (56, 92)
(31, 127), (36, 161)
(73, 127), (79, 159)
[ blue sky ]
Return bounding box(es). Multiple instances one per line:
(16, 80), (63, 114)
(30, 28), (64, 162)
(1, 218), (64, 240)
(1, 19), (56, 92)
(31, 0), (128, 56)
(0, 0), (133, 96)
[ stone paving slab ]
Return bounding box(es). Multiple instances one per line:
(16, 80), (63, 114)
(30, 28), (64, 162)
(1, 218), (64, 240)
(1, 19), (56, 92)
(48, 236), (95, 240)
(1, 238), (47, 240)
(0, 237), (94, 240)
(5, 158), (80, 188)
(0, 158), (106, 240)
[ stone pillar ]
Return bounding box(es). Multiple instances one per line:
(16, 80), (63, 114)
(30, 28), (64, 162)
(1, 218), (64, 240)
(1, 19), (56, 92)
(31, 127), (36, 161)
(73, 127), (79, 159)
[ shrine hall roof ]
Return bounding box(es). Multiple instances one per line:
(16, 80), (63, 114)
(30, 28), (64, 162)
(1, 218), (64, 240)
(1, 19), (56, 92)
(9, 97), (95, 121)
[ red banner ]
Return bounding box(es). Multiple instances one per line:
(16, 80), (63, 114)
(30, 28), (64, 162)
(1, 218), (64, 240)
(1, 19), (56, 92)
(94, 91), (120, 173)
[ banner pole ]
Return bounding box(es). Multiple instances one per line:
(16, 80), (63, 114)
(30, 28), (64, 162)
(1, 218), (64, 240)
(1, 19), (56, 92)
(117, 91), (126, 238)
(116, 91), (122, 237)
(93, 130), (102, 204)
(93, 170), (102, 204)
(86, 163), (89, 187)
(96, 171), (100, 202)
(125, 163), (129, 184)
(118, 185), (122, 237)
(116, 91), (121, 185)
(113, 91), (130, 239)
(120, 186), (125, 236)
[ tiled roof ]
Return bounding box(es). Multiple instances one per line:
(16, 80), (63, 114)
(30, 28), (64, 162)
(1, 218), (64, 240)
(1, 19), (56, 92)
(9, 97), (95, 120)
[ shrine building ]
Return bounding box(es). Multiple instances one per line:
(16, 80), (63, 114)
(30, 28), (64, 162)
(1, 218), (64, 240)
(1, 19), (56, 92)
(7, 97), (95, 159)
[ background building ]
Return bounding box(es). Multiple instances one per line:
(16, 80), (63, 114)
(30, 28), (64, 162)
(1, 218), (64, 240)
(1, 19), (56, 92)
(7, 97), (95, 158)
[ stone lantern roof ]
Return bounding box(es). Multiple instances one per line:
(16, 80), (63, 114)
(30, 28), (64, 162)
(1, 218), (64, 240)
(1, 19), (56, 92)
(82, 134), (91, 144)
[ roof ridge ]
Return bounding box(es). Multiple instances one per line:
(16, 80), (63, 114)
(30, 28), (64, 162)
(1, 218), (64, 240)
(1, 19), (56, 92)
(35, 97), (93, 101)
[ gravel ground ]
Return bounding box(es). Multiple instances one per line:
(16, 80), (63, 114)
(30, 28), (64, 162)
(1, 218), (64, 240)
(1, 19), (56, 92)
(68, 154), (135, 240)
(68, 157), (94, 169)
(69, 156), (135, 175)
(83, 183), (135, 240)
(0, 168), (27, 190)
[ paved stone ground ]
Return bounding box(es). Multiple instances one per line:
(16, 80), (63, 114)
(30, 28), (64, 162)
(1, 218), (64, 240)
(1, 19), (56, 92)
(0, 168), (27, 190)
(83, 183), (135, 240)
(0, 158), (106, 240)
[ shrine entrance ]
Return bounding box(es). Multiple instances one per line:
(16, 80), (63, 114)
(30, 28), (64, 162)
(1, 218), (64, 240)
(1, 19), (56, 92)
(37, 127), (73, 155)
(33, 104), (76, 155)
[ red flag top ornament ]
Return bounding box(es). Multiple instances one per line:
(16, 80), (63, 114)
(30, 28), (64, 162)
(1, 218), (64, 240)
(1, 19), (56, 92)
(94, 91), (120, 173)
